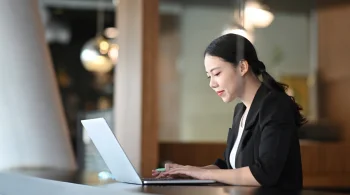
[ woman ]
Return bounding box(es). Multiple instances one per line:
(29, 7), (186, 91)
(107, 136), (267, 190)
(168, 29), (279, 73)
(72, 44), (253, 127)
(153, 34), (306, 189)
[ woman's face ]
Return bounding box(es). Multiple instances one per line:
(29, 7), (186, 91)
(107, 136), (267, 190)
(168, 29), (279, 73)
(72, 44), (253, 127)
(204, 55), (244, 103)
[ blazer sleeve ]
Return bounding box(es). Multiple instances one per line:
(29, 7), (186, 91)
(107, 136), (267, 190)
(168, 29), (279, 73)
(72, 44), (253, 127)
(213, 103), (242, 169)
(214, 153), (228, 169)
(248, 94), (297, 186)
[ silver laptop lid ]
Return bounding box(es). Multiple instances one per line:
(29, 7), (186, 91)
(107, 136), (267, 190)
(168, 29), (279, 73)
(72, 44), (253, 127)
(81, 118), (142, 185)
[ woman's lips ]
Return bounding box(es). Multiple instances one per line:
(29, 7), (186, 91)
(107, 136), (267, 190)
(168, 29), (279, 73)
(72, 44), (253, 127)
(216, 90), (224, 96)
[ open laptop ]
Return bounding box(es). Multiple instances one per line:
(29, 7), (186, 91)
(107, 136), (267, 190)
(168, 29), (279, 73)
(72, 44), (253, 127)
(81, 118), (216, 185)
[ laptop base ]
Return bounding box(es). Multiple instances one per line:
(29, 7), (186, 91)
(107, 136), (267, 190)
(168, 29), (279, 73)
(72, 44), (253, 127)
(142, 178), (216, 185)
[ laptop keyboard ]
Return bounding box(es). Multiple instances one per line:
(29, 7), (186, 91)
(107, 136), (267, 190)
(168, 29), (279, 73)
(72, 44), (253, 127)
(143, 177), (193, 181)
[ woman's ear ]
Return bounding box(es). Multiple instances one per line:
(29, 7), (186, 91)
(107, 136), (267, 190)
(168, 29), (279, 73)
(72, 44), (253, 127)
(239, 60), (249, 76)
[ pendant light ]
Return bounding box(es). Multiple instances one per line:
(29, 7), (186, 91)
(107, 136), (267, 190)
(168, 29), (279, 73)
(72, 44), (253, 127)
(222, 0), (274, 42)
(222, 0), (253, 42)
(243, 0), (274, 28)
(80, 0), (119, 73)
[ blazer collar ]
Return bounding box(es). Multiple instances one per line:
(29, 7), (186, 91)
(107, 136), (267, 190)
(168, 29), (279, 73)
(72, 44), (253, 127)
(243, 83), (270, 130)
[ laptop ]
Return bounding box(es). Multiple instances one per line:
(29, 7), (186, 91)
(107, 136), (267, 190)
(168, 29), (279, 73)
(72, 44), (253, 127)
(81, 118), (216, 185)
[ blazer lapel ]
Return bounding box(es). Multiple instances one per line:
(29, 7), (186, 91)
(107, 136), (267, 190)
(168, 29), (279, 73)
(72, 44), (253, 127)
(225, 104), (245, 168)
(244, 84), (270, 130)
(234, 84), (270, 168)
(235, 130), (251, 168)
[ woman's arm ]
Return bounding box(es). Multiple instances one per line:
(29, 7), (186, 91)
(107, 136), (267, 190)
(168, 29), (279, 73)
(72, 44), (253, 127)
(163, 164), (260, 186)
(207, 167), (260, 186)
(202, 165), (220, 169)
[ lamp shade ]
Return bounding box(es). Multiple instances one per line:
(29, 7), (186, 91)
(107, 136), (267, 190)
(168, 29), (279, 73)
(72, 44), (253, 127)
(80, 28), (119, 73)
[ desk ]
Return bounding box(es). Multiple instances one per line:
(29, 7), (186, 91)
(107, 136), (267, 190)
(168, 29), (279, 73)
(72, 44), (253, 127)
(0, 170), (348, 195)
(104, 183), (348, 195)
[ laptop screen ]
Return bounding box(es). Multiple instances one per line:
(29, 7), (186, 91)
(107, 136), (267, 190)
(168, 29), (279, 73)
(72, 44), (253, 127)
(81, 118), (142, 184)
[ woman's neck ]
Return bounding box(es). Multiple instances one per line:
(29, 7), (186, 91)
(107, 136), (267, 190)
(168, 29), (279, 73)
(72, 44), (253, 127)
(239, 77), (262, 110)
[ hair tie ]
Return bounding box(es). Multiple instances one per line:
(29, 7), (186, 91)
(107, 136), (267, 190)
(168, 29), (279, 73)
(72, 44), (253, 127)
(260, 68), (266, 73)
(258, 61), (266, 73)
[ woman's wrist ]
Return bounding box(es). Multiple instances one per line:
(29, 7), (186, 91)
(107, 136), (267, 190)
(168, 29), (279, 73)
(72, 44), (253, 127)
(203, 168), (217, 180)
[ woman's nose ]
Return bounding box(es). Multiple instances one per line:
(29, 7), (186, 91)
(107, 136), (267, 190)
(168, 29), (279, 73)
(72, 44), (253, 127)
(209, 78), (218, 88)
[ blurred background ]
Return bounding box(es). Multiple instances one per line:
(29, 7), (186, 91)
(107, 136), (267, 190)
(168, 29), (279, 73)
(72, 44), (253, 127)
(1, 0), (350, 192)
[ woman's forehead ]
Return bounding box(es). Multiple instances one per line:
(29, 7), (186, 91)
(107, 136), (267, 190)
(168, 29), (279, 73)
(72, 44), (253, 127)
(205, 56), (230, 69)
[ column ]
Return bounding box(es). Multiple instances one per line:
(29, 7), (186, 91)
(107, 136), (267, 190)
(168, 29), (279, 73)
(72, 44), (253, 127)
(114, 0), (159, 177)
(0, 0), (76, 171)
(317, 1), (350, 140)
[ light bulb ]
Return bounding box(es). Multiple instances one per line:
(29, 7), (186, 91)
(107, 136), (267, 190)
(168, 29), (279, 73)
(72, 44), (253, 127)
(80, 37), (116, 73)
(244, 2), (274, 28)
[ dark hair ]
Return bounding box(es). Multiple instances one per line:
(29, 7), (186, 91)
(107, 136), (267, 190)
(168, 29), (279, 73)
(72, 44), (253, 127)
(204, 33), (307, 127)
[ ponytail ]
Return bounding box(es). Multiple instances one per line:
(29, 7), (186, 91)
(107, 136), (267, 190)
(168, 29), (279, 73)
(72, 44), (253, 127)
(261, 71), (288, 93)
(256, 61), (307, 127)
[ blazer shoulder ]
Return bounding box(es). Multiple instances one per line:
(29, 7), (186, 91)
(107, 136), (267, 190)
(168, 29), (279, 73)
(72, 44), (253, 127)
(261, 91), (294, 110)
(259, 91), (296, 124)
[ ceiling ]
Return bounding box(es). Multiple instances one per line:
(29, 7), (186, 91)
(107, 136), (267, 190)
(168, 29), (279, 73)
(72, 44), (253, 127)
(41, 0), (350, 14)
(162, 0), (314, 14)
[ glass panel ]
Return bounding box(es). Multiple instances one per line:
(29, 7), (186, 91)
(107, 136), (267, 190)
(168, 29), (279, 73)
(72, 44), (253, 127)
(158, 0), (316, 142)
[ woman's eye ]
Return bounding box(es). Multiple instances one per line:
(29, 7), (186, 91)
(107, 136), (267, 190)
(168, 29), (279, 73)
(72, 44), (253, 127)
(207, 72), (220, 79)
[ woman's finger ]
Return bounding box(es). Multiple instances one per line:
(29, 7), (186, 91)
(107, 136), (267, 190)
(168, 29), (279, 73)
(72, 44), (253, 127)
(156, 171), (169, 179)
(163, 169), (184, 176)
(166, 171), (184, 178)
(151, 170), (160, 177)
(165, 163), (176, 171)
(152, 172), (159, 176)
(165, 163), (184, 171)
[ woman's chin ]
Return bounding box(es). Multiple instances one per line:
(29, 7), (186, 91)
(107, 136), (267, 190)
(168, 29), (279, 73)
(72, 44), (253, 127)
(221, 95), (235, 103)
(222, 97), (232, 103)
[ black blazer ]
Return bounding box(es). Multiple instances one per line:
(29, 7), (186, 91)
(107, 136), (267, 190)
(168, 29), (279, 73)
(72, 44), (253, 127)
(214, 84), (303, 190)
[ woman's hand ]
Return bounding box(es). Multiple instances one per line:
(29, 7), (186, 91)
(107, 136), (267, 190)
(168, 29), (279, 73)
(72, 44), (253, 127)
(152, 163), (186, 178)
(159, 166), (212, 180)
